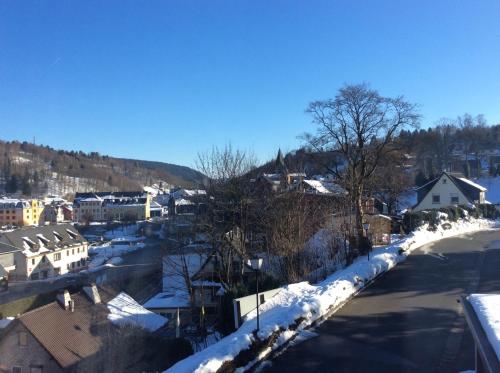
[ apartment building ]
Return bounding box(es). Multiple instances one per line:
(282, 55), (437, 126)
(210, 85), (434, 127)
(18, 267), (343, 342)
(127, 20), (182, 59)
(73, 192), (151, 223)
(0, 224), (88, 280)
(0, 198), (44, 227)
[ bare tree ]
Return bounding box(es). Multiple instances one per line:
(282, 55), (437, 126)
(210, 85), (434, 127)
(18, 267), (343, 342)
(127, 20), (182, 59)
(195, 144), (260, 289)
(304, 83), (419, 248)
(196, 143), (257, 183)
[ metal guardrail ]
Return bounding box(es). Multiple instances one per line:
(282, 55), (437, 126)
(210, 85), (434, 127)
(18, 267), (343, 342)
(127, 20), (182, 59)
(461, 295), (500, 373)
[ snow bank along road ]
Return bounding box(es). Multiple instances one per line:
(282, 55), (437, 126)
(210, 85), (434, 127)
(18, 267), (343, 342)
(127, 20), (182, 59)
(263, 229), (500, 373)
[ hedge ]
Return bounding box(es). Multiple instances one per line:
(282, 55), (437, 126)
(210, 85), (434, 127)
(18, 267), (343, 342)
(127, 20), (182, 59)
(403, 204), (499, 233)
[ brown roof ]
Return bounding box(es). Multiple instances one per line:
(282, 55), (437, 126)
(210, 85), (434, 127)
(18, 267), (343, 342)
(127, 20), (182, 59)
(18, 291), (115, 369)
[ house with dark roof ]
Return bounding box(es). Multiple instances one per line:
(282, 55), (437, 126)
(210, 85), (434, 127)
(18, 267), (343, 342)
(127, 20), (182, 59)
(0, 224), (88, 280)
(412, 172), (487, 212)
(0, 241), (19, 283)
(0, 286), (168, 373)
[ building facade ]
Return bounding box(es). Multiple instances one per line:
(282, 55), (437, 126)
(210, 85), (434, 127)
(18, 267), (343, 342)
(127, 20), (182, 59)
(0, 224), (88, 280)
(73, 192), (151, 223)
(0, 198), (44, 227)
(413, 172), (487, 212)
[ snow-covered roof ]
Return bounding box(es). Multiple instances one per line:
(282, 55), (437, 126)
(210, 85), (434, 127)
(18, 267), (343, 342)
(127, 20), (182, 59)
(171, 189), (207, 200)
(303, 179), (346, 195)
(143, 291), (190, 309)
(106, 292), (168, 332)
(150, 201), (162, 208)
(191, 280), (222, 288)
(176, 198), (194, 206)
(458, 177), (487, 192)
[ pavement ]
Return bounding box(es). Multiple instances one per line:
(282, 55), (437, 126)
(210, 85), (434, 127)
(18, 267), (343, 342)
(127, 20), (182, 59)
(262, 229), (500, 373)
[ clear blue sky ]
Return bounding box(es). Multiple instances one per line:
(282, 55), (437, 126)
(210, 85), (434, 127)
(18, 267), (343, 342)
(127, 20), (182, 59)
(1, 1), (499, 168)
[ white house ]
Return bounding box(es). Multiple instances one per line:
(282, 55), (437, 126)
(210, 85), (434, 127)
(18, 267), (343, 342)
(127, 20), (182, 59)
(412, 172), (487, 212)
(0, 224), (88, 280)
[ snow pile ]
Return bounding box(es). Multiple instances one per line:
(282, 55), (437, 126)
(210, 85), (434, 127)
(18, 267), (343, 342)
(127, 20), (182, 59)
(166, 217), (498, 373)
(107, 292), (168, 332)
(468, 294), (500, 360)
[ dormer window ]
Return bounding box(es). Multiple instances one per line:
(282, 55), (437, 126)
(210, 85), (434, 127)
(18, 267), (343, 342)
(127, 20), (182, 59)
(53, 231), (63, 242)
(22, 237), (38, 251)
(37, 234), (50, 247)
(66, 230), (78, 240)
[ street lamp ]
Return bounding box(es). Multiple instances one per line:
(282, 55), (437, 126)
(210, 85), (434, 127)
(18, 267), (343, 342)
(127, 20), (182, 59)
(363, 222), (371, 260)
(247, 257), (263, 332)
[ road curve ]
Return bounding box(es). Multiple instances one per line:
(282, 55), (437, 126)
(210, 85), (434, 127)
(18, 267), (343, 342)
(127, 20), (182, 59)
(262, 229), (500, 373)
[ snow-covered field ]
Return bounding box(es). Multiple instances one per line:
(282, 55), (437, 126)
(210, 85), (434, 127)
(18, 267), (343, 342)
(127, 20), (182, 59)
(87, 224), (145, 269)
(468, 294), (500, 360)
(474, 176), (500, 204)
(88, 241), (146, 269)
(166, 217), (498, 373)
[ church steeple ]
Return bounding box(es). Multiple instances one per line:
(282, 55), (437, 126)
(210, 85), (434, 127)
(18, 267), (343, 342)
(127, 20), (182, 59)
(275, 149), (288, 175)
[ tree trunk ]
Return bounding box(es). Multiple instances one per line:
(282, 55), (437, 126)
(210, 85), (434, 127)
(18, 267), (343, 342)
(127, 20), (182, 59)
(354, 185), (365, 246)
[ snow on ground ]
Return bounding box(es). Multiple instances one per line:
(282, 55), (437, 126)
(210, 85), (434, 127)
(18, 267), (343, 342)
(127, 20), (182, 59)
(468, 294), (500, 360)
(166, 217), (498, 373)
(87, 223), (145, 268)
(87, 241), (146, 269)
(103, 223), (140, 240)
(107, 292), (168, 332)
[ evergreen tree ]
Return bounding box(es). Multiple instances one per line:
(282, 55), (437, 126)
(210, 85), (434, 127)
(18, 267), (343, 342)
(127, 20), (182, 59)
(33, 170), (40, 189)
(21, 172), (32, 196)
(6, 174), (19, 193)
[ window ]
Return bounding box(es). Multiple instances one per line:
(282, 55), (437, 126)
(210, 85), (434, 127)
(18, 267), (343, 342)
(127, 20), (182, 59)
(442, 178), (447, 184)
(31, 258), (35, 265)
(18, 331), (28, 346)
(432, 194), (440, 204)
(30, 366), (43, 373)
(54, 253), (61, 261)
(67, 250), (70, 256)
(450, 194), (459, 203)
(41, 256), (46, 263)
(12, 367), (22, 373)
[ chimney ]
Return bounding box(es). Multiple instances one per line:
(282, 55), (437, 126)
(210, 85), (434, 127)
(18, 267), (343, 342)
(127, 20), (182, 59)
(56, 290), (72, 310)
(83, 283), (101, 304)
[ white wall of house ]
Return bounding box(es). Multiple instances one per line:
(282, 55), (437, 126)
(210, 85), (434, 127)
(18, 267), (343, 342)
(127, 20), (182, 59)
(413, 173), (470, 212)
(14, 243), (88, 280)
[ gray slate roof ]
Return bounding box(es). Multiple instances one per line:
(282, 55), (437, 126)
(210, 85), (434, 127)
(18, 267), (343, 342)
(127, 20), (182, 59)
(0, 223), (86, 254)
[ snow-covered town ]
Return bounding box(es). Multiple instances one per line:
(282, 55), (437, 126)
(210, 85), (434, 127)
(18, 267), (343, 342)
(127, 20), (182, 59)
(2, 2), (500, 373)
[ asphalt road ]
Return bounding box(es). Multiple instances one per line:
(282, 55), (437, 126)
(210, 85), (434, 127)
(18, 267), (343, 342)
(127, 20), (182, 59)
(263, 229), (500, 373)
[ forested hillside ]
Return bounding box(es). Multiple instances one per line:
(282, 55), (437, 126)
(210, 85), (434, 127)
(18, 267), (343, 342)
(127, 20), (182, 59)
(259, 117), (500, 182)
(0, 140), (205, 198)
